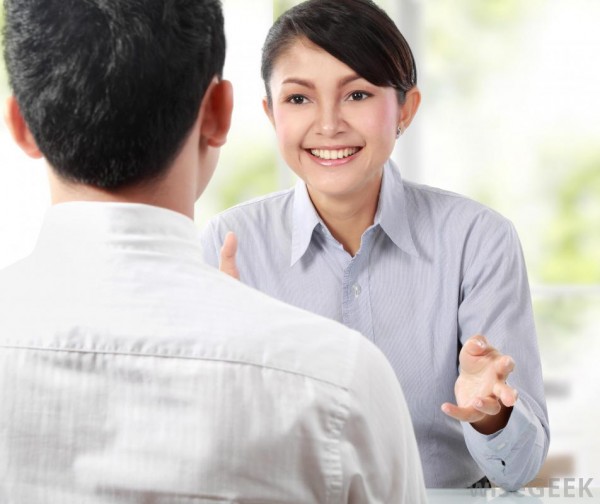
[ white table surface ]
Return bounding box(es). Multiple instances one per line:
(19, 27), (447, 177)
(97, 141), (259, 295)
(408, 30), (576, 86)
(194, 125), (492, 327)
(426, 487), (600, 503)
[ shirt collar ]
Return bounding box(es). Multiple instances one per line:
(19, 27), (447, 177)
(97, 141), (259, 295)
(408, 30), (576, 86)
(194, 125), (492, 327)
(35, 201), (203, 263)
(376, 160), (419, 258)
(289, 159), (419, 265)
(291, 180), (322, 266)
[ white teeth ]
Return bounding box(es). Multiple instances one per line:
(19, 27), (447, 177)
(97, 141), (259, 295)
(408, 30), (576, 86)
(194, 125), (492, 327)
(310, 148), (359, 160)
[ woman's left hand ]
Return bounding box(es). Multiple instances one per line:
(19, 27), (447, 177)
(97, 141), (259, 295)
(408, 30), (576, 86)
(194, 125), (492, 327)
(441, 335), (518, 434)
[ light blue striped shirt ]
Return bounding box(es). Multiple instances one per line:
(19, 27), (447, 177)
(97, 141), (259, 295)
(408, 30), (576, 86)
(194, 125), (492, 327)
(201, 160), (549, 489)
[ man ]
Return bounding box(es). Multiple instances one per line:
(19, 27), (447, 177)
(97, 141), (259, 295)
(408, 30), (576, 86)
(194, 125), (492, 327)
(0, 0), (426, 502)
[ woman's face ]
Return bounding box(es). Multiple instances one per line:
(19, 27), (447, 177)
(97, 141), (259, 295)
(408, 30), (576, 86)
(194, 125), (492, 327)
(263, 38), (407, 206)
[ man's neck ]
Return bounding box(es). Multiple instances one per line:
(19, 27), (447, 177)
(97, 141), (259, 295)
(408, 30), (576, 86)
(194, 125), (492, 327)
(46, 163), (196, 220)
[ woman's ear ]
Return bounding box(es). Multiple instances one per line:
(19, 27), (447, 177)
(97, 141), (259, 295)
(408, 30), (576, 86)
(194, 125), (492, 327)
(4, 96), (43, 159)
(398, 87), (421, 130)
(262, 97), (275, 128)
(200, 78), (233, 148)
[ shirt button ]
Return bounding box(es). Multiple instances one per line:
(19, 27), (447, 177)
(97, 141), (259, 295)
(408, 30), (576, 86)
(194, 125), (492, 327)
(496, 442), (506, 451)
(352, 284), (362, 298)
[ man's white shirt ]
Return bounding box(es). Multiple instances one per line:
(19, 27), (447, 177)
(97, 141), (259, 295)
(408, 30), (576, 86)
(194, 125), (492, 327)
(0, 202), (426, 503)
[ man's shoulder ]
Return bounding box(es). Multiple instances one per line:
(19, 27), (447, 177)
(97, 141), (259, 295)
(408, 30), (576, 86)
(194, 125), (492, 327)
(0, 256), (377, 392)
(0, 255), (34, 301)
(197, 268), (378, 389)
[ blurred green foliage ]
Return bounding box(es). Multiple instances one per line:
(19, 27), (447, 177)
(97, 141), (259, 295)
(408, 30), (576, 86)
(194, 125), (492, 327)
(539, 143), (600, 283)
(425, 0), (533, 102)
(210, 141), (279, 213)
(535, 296), (589, 347)
(274, 0), (297, 19)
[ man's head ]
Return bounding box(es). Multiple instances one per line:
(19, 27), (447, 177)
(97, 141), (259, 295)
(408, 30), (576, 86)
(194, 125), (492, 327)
(3, 0), (230, 193)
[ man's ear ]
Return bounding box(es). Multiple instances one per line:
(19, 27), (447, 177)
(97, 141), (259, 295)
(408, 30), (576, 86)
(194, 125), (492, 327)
(398, 87), (421, 130)
(200, 78), (233, 148)
(4, 96), (43, 159)
(262, 97), (275, 128)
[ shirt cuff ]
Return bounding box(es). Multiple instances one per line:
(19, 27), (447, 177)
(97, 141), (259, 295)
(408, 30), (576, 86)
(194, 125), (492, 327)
(461, 397), (540, 490)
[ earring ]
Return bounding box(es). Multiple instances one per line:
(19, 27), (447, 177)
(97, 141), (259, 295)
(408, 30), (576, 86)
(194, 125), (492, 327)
(396, 124), (404, 139)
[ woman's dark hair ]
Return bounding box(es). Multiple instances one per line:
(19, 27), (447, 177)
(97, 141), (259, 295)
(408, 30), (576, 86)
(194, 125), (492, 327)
(261, 0), (417, 107)
(3, 0), (226, 189)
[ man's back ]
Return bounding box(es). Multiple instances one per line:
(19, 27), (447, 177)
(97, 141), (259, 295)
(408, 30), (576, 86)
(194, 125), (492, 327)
(0, 202), (426, 503)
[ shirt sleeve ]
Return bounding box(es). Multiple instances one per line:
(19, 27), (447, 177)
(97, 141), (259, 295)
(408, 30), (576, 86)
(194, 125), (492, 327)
(458, 212), (550, 490)
(338, 337), (428, 503)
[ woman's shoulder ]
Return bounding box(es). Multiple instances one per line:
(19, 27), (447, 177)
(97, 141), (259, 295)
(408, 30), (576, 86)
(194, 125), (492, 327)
(201, 187), (297, 249)
(398, 180), (517, 250)
(228, 187), (295, 211)
(208, 187), (295, 226)
(403, 180), (510, 226)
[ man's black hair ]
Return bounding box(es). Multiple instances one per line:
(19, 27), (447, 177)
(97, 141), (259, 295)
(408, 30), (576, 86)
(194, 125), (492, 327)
(3, 0), (226, 189)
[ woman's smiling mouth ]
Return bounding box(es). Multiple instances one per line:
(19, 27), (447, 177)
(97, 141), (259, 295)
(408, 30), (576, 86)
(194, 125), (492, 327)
(307, 147), (362, 161)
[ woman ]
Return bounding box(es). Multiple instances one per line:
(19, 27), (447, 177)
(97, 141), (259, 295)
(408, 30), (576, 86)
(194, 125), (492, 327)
(201, 0), (549, 489)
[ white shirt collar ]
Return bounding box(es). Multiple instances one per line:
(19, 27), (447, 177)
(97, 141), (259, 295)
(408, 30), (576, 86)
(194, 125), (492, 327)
(35, 202), (203, 263)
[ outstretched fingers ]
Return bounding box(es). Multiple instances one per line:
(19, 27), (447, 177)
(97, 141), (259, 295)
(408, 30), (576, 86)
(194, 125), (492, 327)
(493, 381), (519, 407)
(496, 355), (515, 380)
(464, 335), (491, 357)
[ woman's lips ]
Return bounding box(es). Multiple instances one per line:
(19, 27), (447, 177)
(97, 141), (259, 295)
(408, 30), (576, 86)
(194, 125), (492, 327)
(306, 146), (362, 165)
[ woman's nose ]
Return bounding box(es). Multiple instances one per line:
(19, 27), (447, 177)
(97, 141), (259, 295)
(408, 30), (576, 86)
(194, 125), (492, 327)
(316, 102), (344, 136)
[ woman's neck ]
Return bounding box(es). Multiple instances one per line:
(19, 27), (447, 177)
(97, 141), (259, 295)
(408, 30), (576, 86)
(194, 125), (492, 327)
(307, 177), (382, 257)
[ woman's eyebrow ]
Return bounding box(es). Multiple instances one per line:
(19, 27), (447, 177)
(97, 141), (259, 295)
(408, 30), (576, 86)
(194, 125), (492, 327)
(281, 77), (314, 88)
(338, 74), (362, 86)
(281, 74), (363, 88)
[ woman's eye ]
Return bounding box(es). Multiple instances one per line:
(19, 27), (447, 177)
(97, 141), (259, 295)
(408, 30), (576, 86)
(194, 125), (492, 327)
(287, 95), (308, 105)
(349, 91), (370, 101)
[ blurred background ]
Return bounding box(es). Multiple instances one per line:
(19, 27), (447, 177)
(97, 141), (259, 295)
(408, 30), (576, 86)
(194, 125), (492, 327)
(1, 0), (599, 487)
